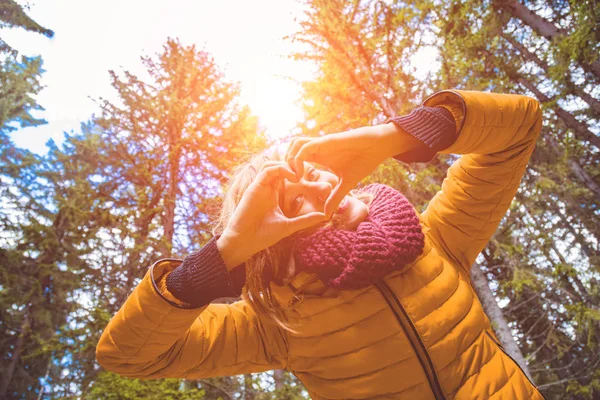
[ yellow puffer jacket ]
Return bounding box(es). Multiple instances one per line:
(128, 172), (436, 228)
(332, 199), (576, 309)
(96, 90), (544, 399)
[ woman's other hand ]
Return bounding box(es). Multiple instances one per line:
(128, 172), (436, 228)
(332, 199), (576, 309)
(286, 124), (406, 217)
(218, 161), (327, 269)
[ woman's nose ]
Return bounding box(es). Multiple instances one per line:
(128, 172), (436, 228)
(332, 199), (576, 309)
(310, 181), (332, 202)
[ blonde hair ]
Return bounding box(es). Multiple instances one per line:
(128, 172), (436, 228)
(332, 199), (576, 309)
(211, 145), (373, 332)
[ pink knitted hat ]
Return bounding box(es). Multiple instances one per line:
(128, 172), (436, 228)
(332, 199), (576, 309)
(294, 183), (425, 289)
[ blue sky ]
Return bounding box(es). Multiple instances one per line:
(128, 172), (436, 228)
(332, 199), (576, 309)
(3, 0), (315, 154)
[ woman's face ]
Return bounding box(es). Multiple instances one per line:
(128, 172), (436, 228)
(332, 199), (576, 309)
(279, 162), (368, 230)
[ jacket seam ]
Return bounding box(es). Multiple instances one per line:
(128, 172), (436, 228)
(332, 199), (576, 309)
(414, 265), (464, 330)
(487, 368), (518, 399)
(450, 334), (506, 398)
(462, 147), (531, 264)
(448, 169), (483, 204)
(458, 156), (500, 185)
(295, 352), (417, 381)
(184, 316), (208, 377)
(233, 308), (240, 364)
(291, 305), (389, 338)
(440, 327), (485, 377)
(185, 360), (284, 378)
(292, 289), (386, 321)
(446, 330), (491, 398)
(389, 258), (445, 301)
(256, 317), (288, 367)
(367, 380), (426, 399)
(431, 289), (477, 363)
(127, 307), (174, 361)
(290, 330), (404, 360)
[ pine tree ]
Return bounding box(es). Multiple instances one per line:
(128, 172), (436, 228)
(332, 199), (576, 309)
(0, 0), (54, 54)
(0, 134), (101, 398)
(0, 4), (68, 398)
(0, 0), (53, 133)
(0, 55), (46, 134)
(72, 38), (267, 397)
(292, 0), (599, 398)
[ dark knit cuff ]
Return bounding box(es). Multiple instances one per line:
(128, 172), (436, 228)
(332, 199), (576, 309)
(387, 106), (457, 163)
(166, 236), (246, 307)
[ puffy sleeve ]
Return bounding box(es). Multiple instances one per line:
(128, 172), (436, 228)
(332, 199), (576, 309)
(96, 258), (288, 379)
(418, 90), (542, 275)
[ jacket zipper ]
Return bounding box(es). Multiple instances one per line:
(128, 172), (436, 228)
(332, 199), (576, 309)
(375, 281), (446, 400)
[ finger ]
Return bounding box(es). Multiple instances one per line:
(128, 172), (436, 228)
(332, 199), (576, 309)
(257, 161), (299, 181)
(324, 179), (353, 217)
(286, 137), (312, 176)
(293, 140), (322, 178)
(286, 212), (327, 234)
(285, 137), (311, 166)
(255, 164), (299, 188)
(258, 160), (288, 170)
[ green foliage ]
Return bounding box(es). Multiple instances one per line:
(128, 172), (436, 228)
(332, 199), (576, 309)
(547, 0), (600, 82)
(1, 37), (270, 398)
(0, 55), (46, 134)
(2, 0), (599, 398)
(510, 266), (539, 295)
(294, 0), (600, 398)
(0, 0), (54, 54)
(0, 131), (101, 397)
(0, 0), (53, 135)
(88, 372), (206, 400)
(566, 370), (600, 400)
(292, 0), (432, 137)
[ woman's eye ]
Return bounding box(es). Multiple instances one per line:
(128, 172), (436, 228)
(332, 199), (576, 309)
(307, 168), (317, 181)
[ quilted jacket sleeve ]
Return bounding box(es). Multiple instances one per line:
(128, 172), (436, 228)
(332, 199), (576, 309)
(96, 259), (288, 379)
(420, 90), (542, 275)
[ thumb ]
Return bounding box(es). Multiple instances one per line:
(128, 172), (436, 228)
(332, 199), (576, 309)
(286, 212), (327, 234)
(324, 179), (352, 217)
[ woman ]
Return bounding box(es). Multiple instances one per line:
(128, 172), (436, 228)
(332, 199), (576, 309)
(97, 90), (544, 399)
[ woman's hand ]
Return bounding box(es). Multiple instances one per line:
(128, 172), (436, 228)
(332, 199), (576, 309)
(218, 161), (327, 269)
(286, 124), (401, 217)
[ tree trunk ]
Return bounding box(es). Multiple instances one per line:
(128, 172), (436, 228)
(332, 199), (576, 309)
(36, 359), (51, 400)
(499, 0), (561, 40)
(0, 309), (30, 399)
(199, 378), (234, 400)
(502, 33), (600, 116)
(317, 25), (396, 117)
(114, 219), (155, 308)
(162, 142), (180, 258)
(273, 369), (285, 391)
(470, 262), (534, 382)
(243, 374), (257, 400)
(499, 0), (600, 79)
(549, 201), (598, 263)
(548, 241), (594, 308)
(566, 158), (600, 199)
(544, 128), (600, 200)
(104, 182), (162, 308)
(516, 76), (600, 149)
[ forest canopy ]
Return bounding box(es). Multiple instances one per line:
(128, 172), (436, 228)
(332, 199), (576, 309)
(1, 0), (598, 399)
